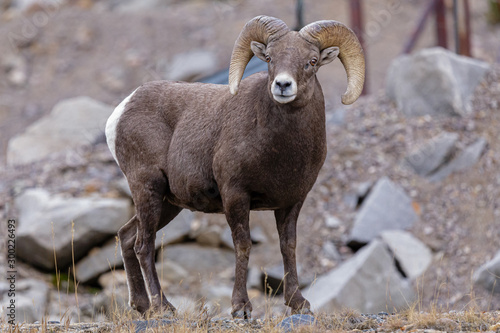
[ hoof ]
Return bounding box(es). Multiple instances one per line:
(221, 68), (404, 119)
(143, 301), (176, 319)
(131, 301), (150, 316)
(231, 310), (251, 320)
(292, 307), (314, 316)
(162, 300), (177, 314)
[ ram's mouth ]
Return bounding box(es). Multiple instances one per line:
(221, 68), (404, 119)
(272, 93), (296, 104)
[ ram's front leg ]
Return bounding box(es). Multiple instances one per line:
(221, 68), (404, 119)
(224, 191), (253, 319)
(275, 202), (312, 315)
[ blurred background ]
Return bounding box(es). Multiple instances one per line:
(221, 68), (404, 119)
(0, 0), (498, 160)
(1, 0), (500, 326)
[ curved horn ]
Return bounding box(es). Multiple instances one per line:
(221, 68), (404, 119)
(229, 16), (289, 95)
(299, 20), (365, 105)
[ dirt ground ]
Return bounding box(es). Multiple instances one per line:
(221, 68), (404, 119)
(1, 0), (500, 322)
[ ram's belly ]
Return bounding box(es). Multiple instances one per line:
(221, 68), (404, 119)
(165, 152), (223, 213)
(165, 124), (223, 213)
(166, 184), (224, 213)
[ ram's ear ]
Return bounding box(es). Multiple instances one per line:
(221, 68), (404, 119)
(250, 41), (268, 62)
(318, 46), (339, 67)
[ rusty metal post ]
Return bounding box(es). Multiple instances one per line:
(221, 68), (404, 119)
(350, 0), (367, 95)
(453, 0), (460, 53)
(460, 0), (472, 56)
(435, 0), (448, 48)
(453, 0), (472, 56)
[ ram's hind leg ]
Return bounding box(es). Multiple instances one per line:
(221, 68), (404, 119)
(118, 200), (182, 315)
(129, 172), (181, 316)
(118, 215), (150, 314)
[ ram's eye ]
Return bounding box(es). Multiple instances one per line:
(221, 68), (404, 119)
(265, 55), (271, 63)
(309, 58), (318, 66)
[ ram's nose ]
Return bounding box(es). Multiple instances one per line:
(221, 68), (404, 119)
(271, 73), (297, 104)
(276, 79), (292, 93)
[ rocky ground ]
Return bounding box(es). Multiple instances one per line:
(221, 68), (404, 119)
(4, 310), (500, 332)
(2, 0), (500, 332)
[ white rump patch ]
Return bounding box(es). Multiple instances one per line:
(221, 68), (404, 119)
(105, 88), (138, 165)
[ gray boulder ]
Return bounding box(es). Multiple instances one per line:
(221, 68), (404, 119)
(158, 244), (234, 276)
(428, 137), (487, 182)
(220, 226), (235, 250)
(155, 260), (189, 284)
(2, 53), (27, 87)
(474, 250), (500, 294)
(97, 269), (128, 290)
(305, 240), (414, 314)
(75, 239), (123, 283)
(76, 210), (193, 283)
(247, 266), (263, 290)
(154, 210), (194, 248)
(380, 230), (432, 280)
(163, 50), (218, 82)
(386, 47), (490, 118)
(7, 96), (113, 165)
(348, 177), (419, 248)
(15, 188), (131, 270)
(116, 0), (174, 12)
(260, 264), (308, 294)
(195, 225), (223, 247)
(404, 132), (459, 176)
(220, 224), (269, 250)
(168, 296), (199, 315)
(202, 284), (233, 313)
(277, 314), (317, 333)
(9, 279), (49, 323)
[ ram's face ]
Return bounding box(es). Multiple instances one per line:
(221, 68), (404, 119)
(251, 32), (339, 105)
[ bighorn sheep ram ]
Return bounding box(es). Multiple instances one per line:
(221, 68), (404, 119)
(105, 15), (364, 318)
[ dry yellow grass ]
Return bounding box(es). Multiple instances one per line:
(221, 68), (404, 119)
(2, 231), (500, 332)
(3, 296), (500, 333)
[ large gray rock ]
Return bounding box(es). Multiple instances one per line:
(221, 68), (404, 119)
(305, 240), (414, 314)
(116, 0), (174, 12)
(404, 132), (459, 176)
(260, 264), (308, 294)
(348, 177), (419, 248)
(474, 250), (500, 294)
(386, 47), (490, 118)
(155, 260), (189, 285)
(154, 210), (194, 248)
(1, 279), (50, 323)
(195, 225), (223, 247)
(97, 269), (128, 290)
(202, 284), (233, 313)
(2, 53), (27, 87)
(76, 210), (193, 283)
(75, 239), (123, 283)
(429, 138), (487, 182)
(158, 244), (234, 277)
(220, 225), (269, 250)
(380, 230), (432, 280)
(15, 188), (131, 270)
(220, 226), (235, 250)
(277, 314), (317, 333)
(7, 96), (113, 165)
(163, 50), (218, 82)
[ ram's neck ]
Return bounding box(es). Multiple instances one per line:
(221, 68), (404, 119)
(255, 77), (326, 134)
